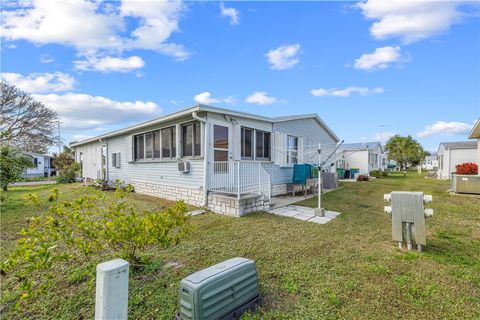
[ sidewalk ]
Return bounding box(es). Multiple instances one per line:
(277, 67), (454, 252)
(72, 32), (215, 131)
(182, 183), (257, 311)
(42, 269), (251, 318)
(10, 181), (57, 187)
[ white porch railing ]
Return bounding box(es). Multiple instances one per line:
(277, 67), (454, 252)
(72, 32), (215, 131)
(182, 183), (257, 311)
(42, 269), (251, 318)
(209, 161), (271, 198)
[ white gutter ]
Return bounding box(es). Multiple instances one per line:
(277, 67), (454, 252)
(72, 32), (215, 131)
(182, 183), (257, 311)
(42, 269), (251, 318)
(192, 111), (209, 207)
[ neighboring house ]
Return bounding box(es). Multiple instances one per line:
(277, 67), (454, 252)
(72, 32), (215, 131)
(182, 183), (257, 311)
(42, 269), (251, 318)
(21, 152), (53, 178)
(70, 105), (339, 216)
(335, 142), (387, 175)
(422, 155), (439, 171)
(468, 119), (480, 170)
(437, 141), (478, 179)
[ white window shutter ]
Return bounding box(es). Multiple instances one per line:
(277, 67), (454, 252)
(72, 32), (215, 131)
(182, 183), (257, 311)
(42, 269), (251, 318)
(298, 137), (304, 163)
(274, 131), (286, 166)
(231, 123), (240, 160)
(125, 135), (133, 162)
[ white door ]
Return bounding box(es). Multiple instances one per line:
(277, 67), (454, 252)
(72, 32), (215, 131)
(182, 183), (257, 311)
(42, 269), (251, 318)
(209, 120), (234, 192)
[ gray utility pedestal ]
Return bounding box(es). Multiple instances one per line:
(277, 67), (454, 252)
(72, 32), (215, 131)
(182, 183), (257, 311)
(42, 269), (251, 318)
(384, 191), (433, 252)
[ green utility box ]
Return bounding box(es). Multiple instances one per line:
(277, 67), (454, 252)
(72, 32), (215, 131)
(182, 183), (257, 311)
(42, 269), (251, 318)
(336, 168), (345, 179)
(177, 257), (260, 320)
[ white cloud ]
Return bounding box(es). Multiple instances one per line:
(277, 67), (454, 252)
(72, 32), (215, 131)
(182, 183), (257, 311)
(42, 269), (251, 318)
(353, 46), (406, 71)
(33, 93), (160, 130)
(194, 91), (234, 105)
(220, 2), (239, 25)
(1, 0), (190, 69)
(74, 55), (145, 73)
(245, 92), (278, 105)
(1, 72), (75, 93)
(417, 121), (473, 138)
(311, 86), (384, 97)
(355, 0), (464, 44)
(265, 44), (300, 70)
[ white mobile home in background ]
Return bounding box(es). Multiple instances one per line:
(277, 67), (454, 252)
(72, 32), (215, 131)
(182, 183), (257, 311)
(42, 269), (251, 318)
(437, 141), (477, 179)
(21, 152), (53, 178)
(422, 155), (439, 171)
(335, 142), (387, 176)
(71, 105), (339, 216)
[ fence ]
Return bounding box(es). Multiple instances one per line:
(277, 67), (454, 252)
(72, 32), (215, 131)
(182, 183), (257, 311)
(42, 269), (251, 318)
(209, 161), (270, 198)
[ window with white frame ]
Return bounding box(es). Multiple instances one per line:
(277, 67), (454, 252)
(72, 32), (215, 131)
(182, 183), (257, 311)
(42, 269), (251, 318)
(182, 122), (201, 157)
(133, 125), (176, 161)
(161, 126), (176, 159)
(255, 130), (270, 160)
(238, 127), (272, 161)
(241, 127), (254, 159)
(287, 135), (298, 164)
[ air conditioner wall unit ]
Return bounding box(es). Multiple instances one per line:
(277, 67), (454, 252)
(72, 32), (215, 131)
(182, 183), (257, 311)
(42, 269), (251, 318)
(178, 161), (190, 173)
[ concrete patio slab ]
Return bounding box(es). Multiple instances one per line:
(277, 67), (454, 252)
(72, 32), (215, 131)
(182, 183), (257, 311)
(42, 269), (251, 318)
(268, 205), (341, 224)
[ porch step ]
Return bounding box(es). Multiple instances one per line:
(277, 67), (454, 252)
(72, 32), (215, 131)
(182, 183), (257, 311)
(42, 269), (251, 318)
(209, 192), (260, 200)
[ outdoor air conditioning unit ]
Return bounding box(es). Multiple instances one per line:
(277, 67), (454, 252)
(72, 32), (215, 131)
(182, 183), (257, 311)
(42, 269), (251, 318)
(452, 174), (480, 194)
(178, 161), (190, 173)
(177, 257), (260, 320)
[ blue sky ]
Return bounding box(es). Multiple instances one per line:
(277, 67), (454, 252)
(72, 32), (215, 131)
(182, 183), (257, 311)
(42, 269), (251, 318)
(1, 0), (479, 152)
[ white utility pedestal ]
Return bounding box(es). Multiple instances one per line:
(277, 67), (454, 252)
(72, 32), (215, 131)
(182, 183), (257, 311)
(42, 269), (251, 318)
(95, 258), (129, 320)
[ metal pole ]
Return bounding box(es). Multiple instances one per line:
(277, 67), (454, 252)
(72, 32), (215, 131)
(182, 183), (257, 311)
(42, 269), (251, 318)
(406, 223), (413, 250)
(316, 144), (324, 217)
(237, 161), (240, 199)
(58, 121), (61, 154)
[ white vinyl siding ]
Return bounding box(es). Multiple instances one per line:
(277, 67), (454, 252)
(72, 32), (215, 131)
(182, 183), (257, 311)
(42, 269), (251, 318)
(107, 135), (204, 189)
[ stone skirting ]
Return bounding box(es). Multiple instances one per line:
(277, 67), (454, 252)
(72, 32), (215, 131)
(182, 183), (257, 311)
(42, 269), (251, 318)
(207, 193), (270, 216)
(271, 184), (288, 197)
(130, 181), (205, 207)
(271, 183), (306, 196)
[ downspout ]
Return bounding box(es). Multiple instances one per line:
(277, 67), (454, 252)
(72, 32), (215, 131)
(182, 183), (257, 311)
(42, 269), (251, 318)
(192, 111), (209, 206)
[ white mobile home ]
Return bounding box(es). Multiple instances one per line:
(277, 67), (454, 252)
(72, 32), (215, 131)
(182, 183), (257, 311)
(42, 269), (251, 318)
(71, 105), (339, 216)
(437, 141), (477, 179)
(335, 142), (386, 176)
(468, 119), (480, 169)
(422, 155), (439, 171)
(21, 152), (53, 178)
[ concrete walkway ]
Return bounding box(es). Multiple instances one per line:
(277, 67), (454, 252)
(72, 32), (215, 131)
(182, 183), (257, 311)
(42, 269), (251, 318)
(10, 180), (57, 187)
(268, 205), (341, 224)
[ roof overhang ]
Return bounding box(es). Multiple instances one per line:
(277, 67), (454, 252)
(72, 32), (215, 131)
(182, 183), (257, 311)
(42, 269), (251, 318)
(70, 104), (340, 147)
(468, 119), (480, 139)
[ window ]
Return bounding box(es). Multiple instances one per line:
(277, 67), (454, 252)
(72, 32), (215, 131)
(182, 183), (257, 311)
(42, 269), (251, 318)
(112, 152), (121, 168)
(153, 131), (160, 158)
(241, 127), (253, 159)
(145, 132), (153, 159)
(133, 126), (176, 161)
(255, 130), (270, 160)
(161, 126), (176, 159)
(214, 125), (229, 161)
(287, 135), (298, 164)
(182, 122), (201, 157)
(134, 135), (144, 160)
(33, 157), (38, 167)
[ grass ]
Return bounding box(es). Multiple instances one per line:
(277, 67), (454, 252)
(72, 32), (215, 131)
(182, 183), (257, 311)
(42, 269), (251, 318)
(1, 173), (479, 319)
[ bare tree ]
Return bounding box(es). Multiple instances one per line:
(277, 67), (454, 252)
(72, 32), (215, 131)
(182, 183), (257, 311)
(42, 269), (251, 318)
(0, 81), (58, 153)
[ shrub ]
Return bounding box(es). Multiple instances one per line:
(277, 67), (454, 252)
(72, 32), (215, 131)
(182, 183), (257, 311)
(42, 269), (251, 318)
(0, 146), (35, 191)
(455, 162), (478, 175)
(370, 170), (388, 179)
(357, 174), (369, 181)
(55, 162), (80, 183)
(1, 186), (190, 306)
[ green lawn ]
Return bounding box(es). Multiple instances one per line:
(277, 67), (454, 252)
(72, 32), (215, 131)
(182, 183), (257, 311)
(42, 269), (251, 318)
(1, 173), (479, 319)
